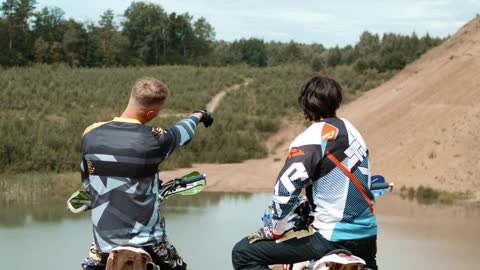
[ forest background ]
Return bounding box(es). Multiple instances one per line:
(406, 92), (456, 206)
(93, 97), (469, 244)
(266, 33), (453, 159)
(0, 0), (444, 203)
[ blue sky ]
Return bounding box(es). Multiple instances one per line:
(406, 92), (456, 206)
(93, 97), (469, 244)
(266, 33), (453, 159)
(36, 0), (480, 47)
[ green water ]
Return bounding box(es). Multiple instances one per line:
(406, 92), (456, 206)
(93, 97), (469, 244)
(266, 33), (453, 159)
(1, 193), (479, 269)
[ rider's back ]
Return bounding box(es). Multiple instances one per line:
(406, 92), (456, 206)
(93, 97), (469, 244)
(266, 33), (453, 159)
(291, 117), (377, 242)
(80, 116), (198, 253)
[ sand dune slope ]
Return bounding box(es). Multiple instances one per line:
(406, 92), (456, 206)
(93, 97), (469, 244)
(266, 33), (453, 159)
(340, 17), (480, 198)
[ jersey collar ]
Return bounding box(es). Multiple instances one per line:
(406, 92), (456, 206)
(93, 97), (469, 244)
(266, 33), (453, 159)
(113, 117), (142, 124)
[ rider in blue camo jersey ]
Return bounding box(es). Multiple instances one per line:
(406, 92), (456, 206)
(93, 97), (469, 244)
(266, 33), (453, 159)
(232, 75), (378, 270)
(80, 77), (213, 270)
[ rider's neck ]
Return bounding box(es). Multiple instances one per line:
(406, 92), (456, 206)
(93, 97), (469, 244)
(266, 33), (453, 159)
(120, 108), (146, 125)
(313, 117), (325, 123)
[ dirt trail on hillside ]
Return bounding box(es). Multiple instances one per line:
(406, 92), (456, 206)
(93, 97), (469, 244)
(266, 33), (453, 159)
(162, 17), (480, 199)
(206, 78), (252, 112)
(160, 78), (252, 118)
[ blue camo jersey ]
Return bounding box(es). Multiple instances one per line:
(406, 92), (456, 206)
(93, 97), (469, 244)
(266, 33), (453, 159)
(271, 117), (377, 242)
(80, 116), (199, 252)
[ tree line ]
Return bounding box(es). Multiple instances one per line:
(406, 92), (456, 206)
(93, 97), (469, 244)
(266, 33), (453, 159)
(0, 0), (215, 66)
(1, 0), (444, 70)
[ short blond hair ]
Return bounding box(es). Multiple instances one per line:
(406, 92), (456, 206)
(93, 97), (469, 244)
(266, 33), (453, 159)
(130, 77), (169, 109)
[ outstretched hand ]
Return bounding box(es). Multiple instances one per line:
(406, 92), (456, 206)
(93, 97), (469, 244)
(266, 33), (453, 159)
(193, 109), (214, 128)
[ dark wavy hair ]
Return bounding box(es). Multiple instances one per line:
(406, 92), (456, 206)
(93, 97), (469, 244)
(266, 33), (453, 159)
(298, 75), (343, 121)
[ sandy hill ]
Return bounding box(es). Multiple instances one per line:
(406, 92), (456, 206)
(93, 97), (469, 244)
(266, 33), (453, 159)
(162, 17), (480, 200)
(341, 16), (480, 199)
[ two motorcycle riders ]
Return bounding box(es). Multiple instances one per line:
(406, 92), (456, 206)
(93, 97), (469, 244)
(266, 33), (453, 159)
(79, 75), (378, 270)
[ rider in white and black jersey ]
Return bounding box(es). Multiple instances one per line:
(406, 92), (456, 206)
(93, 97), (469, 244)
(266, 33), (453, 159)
(232, 75), (378, 270)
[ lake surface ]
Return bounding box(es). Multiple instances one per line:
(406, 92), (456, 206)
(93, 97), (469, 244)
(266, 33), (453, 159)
(1, 193), (479, 270)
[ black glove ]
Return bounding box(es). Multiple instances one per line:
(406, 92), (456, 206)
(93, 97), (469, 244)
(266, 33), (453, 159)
(193, 109), (214, 128)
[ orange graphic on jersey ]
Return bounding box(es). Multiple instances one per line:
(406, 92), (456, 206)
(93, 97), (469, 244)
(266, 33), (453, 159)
(321, 124), (338, 141)
(287, 148), (305, 159)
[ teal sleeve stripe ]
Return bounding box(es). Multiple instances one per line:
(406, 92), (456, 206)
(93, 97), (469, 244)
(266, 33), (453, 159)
(330, 208), (378, 241)
(186, 115), (200, 126)
(174, 116), (199, 146)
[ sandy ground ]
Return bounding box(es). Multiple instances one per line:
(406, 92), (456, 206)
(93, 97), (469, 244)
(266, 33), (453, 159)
(162, 17), (480, 200)
(160, 120), (304, 193)
(340, 16), (480, 199)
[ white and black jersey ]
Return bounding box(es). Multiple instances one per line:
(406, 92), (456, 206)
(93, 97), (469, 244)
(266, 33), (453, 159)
(271, 117), (377, 242)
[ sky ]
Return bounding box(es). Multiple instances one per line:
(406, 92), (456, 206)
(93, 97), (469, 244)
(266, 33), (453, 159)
(35, 0), (480, 47)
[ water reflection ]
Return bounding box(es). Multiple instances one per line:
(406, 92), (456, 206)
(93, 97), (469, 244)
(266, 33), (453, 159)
(397, 186), (475, 206)
(0, 192), (255, 227)
(0, 192), (267, 270)
(162, 192), (255, 214)
(0, 203), (84, 227)
(0, 193), (479, 270)
(163, 192), (254, 207)
(375, 195), (480, 270)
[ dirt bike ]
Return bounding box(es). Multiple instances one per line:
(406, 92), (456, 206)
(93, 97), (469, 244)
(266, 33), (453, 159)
(67, 171), (207, 270)
(261, 175), (393, 270)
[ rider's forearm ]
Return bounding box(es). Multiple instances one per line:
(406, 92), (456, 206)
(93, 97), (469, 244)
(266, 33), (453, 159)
(270, 149), (312, 234)
(271, 189), (301, 234)
(191, 112), (203, 121)
(271, 177), (303, 235)
(170, 115), (199, 146)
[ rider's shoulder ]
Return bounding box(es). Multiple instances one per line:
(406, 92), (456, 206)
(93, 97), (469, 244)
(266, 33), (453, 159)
(82, 121), (110, 137)
(339, 117), (355, 127)
(151, 126), (169, 138)
(338, 117), (364, 130)
(290, 120), (339, 148)
(289, 127), (318, 149)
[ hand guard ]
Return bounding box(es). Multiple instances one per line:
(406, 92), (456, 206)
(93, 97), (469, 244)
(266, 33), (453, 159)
(193, 109), (214, 128)
(247, 226), (280, 244)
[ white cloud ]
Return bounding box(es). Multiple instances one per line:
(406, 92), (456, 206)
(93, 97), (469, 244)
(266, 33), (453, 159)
(243, 10), (336, 24)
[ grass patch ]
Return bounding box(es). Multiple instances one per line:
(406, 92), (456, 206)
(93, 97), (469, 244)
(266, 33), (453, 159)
(399, 185), (474, 205)
(0, 64), (398, 174)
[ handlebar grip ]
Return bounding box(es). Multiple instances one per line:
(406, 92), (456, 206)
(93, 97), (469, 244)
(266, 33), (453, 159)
(371, 182), (391, 190)
(180, 174), (207, 185)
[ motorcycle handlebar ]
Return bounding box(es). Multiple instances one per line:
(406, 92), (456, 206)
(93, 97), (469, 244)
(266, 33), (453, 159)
(371, 182), (393, 190)
(179, 174), (207, 186)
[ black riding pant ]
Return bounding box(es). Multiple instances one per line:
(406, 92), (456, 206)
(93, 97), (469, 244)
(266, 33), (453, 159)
(231, 233), (377, 270)
(335, 235), (378, 270)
